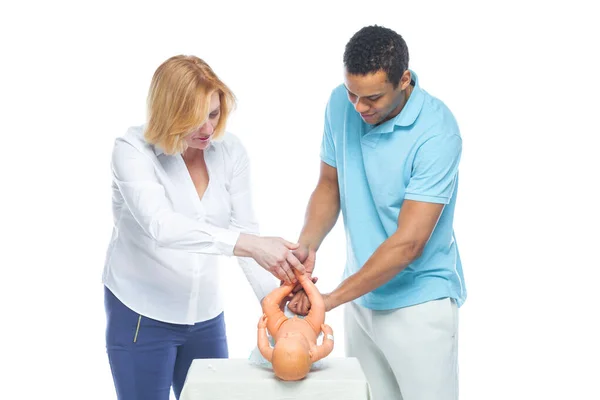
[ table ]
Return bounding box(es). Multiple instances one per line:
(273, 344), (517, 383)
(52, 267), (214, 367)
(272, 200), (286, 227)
(180, 357), (372, 400)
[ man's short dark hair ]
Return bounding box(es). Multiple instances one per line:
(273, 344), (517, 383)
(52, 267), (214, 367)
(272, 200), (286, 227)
(343, 25), (409, 88)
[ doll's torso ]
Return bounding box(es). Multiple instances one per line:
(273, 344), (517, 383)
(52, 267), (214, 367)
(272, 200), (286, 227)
(274, 316), (319, 343)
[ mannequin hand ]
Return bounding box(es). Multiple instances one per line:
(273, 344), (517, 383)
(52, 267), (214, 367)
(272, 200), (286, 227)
(258, 313), (268, 329)
(321, 323), (333, 337)
(286, 276), (318, 316)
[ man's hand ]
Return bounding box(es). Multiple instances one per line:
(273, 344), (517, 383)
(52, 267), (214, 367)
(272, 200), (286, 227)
(289, 292), (333, 313)
(292, 244), (316, 277)
(287, 244), (317, 315)
(286, 276), (318, 316)
(282, 276), (318, 316)
(288, 291), (309, 315)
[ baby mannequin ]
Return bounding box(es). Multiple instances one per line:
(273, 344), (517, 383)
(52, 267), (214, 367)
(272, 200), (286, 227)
(257, 269), (334, 381)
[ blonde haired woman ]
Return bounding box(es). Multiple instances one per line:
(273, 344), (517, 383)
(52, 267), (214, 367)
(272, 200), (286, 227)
(102, 55), (305, 399)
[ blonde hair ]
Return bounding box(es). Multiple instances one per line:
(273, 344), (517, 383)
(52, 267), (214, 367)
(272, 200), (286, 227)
(144, 55), (236, 155)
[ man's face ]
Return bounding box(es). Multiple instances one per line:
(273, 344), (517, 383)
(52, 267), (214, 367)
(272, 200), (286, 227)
(344, 69), (411, 125)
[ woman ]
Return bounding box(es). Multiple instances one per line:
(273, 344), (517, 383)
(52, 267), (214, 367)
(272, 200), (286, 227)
(102, 55), (304, 399)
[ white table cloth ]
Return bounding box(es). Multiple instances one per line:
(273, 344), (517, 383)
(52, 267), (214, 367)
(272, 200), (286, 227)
(180, 357), (372, 400)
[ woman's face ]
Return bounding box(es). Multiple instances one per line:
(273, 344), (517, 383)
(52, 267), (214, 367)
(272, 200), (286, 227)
(184, 92), (221, 150)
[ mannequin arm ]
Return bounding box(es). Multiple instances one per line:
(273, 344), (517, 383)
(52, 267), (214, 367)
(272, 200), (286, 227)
(311, 324), (334, 362)
(261, 284), (294, 335)
(294, 269), (325, 332)
(257, 314), (273, 361)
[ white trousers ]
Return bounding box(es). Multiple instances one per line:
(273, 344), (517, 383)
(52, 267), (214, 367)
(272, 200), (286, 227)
(345, 298), (459, 400)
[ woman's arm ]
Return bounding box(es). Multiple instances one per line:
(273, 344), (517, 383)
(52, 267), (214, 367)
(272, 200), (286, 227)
(112, 137), (301, 284)
(112, 138), (239, 255)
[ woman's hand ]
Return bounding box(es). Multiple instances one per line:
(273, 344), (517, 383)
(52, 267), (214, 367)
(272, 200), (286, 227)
(234, 234), (306, 284)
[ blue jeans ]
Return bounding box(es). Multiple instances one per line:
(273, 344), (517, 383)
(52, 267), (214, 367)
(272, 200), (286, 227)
(104, 286), (228, 400)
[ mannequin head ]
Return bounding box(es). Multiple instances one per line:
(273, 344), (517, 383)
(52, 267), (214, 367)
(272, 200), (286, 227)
(271, 335), (312, 381)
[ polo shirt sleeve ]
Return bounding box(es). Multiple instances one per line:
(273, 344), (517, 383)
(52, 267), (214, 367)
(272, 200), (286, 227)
(319, 98), (337, 168)
(404, 133), (462, 204)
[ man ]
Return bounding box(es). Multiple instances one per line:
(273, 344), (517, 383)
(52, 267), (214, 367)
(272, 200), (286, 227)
(288, 25), (466, 400)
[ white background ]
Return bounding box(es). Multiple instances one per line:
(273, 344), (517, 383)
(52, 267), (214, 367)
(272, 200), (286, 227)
(2, 1), (599, 399)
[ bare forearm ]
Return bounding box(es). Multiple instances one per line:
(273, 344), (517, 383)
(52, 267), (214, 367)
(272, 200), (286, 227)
(299, 182), (340, 250)
(325, 200), (443, 310)
(233, 233), (257, 257)
(328, 235), (421, 309)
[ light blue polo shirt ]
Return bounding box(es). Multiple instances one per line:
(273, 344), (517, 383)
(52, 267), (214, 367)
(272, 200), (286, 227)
(320, 71), (466, 310)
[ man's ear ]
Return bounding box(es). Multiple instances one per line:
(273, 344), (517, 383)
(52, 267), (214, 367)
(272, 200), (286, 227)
(399, 69), (412, 91)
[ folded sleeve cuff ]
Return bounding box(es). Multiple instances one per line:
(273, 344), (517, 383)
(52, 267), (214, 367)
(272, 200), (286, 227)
(214, 229), (241, 256)
(320, 154), (336, 168)
(404, 193), (451, 204)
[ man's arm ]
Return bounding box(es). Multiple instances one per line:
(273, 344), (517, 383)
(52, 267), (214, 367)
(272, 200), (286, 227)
(298, 161), (340, 264)
(325, 130), (462, 310)
(325, 200), (444, 310)
(288, 162), (339, 315)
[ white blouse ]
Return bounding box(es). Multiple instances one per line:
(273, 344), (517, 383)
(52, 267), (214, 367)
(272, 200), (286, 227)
(102, 125), (278, 324)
